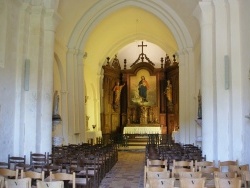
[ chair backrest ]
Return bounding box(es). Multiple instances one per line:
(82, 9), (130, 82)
(179, 177), (206, 188)
(148, 178), (175, 188)
(146, 166), (168, 172)
(200, 166), (219, 180)
(0, 168), (18, 179)
(8, 155), (26, 170)
(30, 152), (47, 170)
(145, 165), (168, 185)
(46, 153), (53, 165)
(147, 159), (167, 168)
(5, 178), (31, 188)
(178, 171), (202, 178)
(21, 170), (45, 181)
(242, 170), (250, 188)
(218, 160), (238, 172)
(147, 171), (171, 179)
(53, 158), (69, 172)
(172, 160), (194, 178)
(173, 160), (193, 170)
(228, 164), (249, 177)
(214, 177), (241, 188)
(172, 168), (193, 179)
(36, 181), (64, 188)
(0, 175), (4, 188)
(195, 160), (215, 172)
(49, 171), (75, 188)
(214, 171), (237, 178)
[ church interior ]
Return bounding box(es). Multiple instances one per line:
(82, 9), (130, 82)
(1, 0), (250, 187)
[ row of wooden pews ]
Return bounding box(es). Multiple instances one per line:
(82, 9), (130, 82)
(0, 142), (118, 188)
(144, 143), (250, 188)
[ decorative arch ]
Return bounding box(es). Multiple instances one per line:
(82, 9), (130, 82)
(67, 0), (193, 52)
(64, 0), (197, 143)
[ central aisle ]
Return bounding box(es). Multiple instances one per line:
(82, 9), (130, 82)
(99, 150), (145, 188)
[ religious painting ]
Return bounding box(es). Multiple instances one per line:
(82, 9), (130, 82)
(129, 69), (157, 106)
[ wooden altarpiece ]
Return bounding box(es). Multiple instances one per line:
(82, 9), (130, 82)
(164, 55), (179, 134)
(101, 56), (123, 134)
(101, 48), (179, 135)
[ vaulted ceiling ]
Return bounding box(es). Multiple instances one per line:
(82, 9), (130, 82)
(55, 0), (200, 56)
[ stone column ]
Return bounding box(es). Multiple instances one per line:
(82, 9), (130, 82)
(40, 9), (60, 152)
(66, 48), (77, 144)
(227, 0), (243, 161)
(76, 50), (85, 142)
(194, 1), (215, 160)
(66, 48), (86, 144)
(178, 48), (195, 144)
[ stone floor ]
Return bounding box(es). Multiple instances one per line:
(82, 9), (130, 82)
(99, 149), (145, 188)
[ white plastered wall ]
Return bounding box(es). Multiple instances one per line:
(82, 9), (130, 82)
(194, 0), (247, 163)
(239, 0), (250, 164)
(0, 0), (59, 162)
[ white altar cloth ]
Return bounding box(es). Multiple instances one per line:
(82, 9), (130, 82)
(123, 127), (161, 134)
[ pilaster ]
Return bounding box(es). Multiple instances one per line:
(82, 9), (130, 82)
(39, 8), (61, 152)
(23, 5), (43, 155)
(75, 50), (85, 142)
(194, 1), (216, 160)
(66, 48), (77, 144)
(213, 0), (231, 161)
(178, 48), (196, 145)
(227, 0), (243, 161)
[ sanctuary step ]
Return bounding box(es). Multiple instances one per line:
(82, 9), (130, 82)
(109, 133), (173, 148)
(127, 137), (148, 146)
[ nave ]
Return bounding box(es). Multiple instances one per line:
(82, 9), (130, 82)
(1, 142), (250, 188)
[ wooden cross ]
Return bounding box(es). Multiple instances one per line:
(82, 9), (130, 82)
(138, 41), (147, 54)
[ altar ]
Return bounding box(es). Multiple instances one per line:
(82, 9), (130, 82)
(123, 126), (161, 134)
(126, 124), (161, 127)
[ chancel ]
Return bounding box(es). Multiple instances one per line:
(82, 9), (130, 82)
(102, 41), (179, 137)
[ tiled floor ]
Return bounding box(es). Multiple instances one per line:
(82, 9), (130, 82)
(99, 149), (145, 188)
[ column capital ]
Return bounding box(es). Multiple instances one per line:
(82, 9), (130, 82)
(177, 47), (194, 67)
(43, 9), (61, 31)
(193, 1), (213, 27)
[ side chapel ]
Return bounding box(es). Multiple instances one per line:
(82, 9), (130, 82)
(101, 42), (179, 135)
